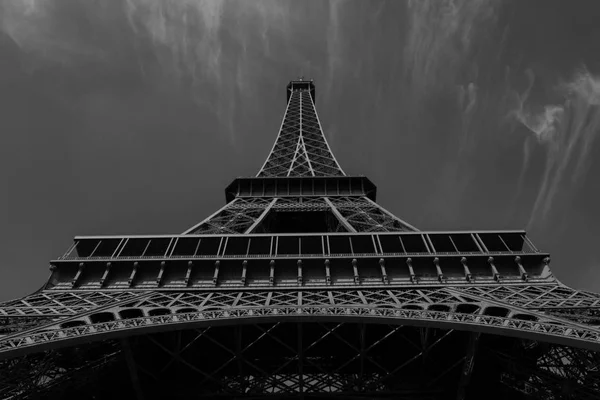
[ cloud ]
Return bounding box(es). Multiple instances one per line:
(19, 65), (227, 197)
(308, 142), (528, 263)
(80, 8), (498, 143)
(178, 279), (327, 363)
(0, 0), (107, 66)
(509, 67), (600, 228)
(457, 81), (478, 154)
(404, 0), (497, 97)
(123, 0), (291, 144)
(0, 0), (300, 144)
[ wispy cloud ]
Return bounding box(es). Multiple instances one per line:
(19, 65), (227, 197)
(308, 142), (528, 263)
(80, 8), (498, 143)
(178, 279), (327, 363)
(508, 66), (600, 228)
(404, 0), (497, 97)
(123, 0), (294, 144)
(0, 0), (302, 144)
(404, 0), (498, 157)
(0, 0), (107, 66)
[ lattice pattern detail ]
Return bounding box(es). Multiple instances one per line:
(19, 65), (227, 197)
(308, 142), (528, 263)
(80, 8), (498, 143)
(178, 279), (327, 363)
(4, 287), (600, 360)
(258, 90), (344, 177)
(188, 195), (419, 234)
(2, 325), (600, 399)
(187, 198), (273, 234)
(454, 285), (600, 309)
(329, 197), (416, 232)
(0, 291), (143, 317)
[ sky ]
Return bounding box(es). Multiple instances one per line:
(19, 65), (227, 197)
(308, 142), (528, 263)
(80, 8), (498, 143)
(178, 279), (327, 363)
(1, 0), (600, 301)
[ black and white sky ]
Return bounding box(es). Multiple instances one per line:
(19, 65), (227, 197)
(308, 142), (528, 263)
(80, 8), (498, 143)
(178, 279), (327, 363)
(1, 0), (599, 301)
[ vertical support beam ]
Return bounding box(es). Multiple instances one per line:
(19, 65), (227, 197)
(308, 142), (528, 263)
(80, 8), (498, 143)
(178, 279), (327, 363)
(244, 198), (278, 234)
(379, 258), (388, 284)
(488, 257), (501, 282)
(72, 263), (85, 287)
(269, 260), (275, 286)
(121, 339), (145, 400)
(352, 259), (360, 284)
(241, 260), (248, 285)
(100, 262), (111, 287)
(324, 197), (357, 233)
(128, 262), (138, 287)
(456, 333), (481, 400)
(434, 258), (445, 282)
(514, 256), (529, 281)
(325, 259), (331, 285)
(45, 264), (58, 289)
(406, 258), (416, 283)
(297, 260), (303, 286)
(185, 261), (193, 286)
(156, 261), (165, 285)
(461, 257), (472, 282)
(213, 261), (220, 286)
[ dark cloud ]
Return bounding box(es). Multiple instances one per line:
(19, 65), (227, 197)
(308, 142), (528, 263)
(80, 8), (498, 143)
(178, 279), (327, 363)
(1, 0), (600, 300)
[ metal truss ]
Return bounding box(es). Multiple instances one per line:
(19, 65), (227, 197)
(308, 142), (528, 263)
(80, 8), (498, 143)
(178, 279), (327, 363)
(455, 284), (600, 309)
(185, 198), (274, 234)
(0, 291), (145, 317)
(2, 322), (600, 399)
(186, 196), (416, 234)
(4, 287), (600, 359)
(258, 87), (344, 177)
(327, 196), (417, 232)
(4, 78), (600, 398)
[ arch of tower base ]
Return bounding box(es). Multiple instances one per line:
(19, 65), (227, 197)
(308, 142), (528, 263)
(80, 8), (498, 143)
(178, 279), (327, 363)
(1, 320), (599, 400)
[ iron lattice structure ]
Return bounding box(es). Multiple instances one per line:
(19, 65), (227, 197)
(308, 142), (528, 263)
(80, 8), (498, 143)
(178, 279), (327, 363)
(2, 79), (600, 400)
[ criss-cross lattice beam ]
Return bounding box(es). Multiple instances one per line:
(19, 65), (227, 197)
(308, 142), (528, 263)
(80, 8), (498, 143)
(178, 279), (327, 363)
(3, 322), (600, 398)
(257, 86), (344, 177)
(328, 197), (418, 232)
(4, 291), (600, 361)
(454, 284), (600, 309)
(184, 198), (274, 235)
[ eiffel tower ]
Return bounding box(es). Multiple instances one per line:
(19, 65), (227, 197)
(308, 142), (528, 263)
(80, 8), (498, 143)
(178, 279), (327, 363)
(1, 78), (600, 400)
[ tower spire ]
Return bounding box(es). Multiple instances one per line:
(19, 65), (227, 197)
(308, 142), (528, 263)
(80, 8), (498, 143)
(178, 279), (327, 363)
(257, 78), (345, 177)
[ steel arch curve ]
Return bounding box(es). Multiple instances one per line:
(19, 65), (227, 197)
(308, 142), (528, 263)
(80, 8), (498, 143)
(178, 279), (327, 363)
(2, 305), (600, 360)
